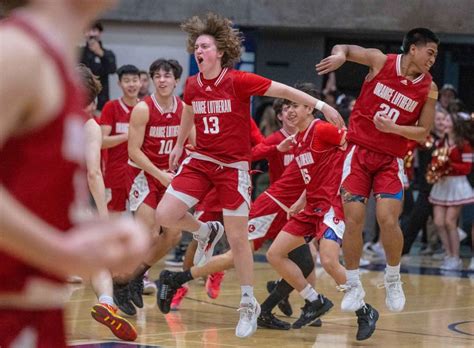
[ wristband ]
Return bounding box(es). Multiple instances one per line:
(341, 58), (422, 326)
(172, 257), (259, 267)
(315, 100), (326, 111)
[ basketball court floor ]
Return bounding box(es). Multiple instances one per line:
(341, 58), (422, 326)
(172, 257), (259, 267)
(67, 254), (474, 348)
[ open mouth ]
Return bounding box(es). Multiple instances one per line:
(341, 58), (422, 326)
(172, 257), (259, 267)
(197, 56), (204, 64)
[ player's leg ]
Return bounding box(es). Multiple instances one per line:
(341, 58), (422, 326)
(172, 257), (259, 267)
(318, 231), (345, 285)
(444, 205), (463, 269)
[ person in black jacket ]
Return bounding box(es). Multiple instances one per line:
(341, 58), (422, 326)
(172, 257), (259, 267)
(80, 21), (116, 110)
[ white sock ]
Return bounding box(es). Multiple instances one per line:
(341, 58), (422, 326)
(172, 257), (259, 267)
(346, 269), (360, 285)
(240, 285), (254, 304)
(385, 264), (400, 280)
(299, 284), (319, 302)
(98, 295), (114, 306)
(193, 221), (209, 240)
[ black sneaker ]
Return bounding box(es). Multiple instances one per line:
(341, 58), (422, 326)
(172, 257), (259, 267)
(129, 275), (144, 308)
(156, 270), (180, 314)
(257, 311), (291, 330)
(113, 283), (136, 316)
(355, 303), (379, 340)
(309, 318), (322, 327)
(292, 295), (333, 329)
(266, 280), (293, 317)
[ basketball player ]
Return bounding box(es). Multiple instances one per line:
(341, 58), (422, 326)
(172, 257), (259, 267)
(100, 64), (141, 213)
(78, 64), (138, 341)
(0, 1), (147, 347)
(113, 59), (188, 316)
(316, 28), (439, 335)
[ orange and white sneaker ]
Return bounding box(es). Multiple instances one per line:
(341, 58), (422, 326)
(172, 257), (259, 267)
(205, 271), (225, 299)
(91, 303), (138, 341)
(170, 284), (189, 311)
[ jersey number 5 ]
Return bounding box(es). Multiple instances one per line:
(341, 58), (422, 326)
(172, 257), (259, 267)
(374, 103), (400, 123)
(203, 116), (220, 134)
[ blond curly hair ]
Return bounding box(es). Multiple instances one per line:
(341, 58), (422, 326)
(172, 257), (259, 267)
(181, 12), (243, 68)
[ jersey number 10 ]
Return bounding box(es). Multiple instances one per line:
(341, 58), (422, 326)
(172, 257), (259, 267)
(374, 103), (400, 123)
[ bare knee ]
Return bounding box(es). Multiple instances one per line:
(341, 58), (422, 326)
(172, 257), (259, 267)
(156, 202), (184, 227)
(320, 253), (338, 274)
(377, 213), (399, 232)
(266, 248), (281, 266)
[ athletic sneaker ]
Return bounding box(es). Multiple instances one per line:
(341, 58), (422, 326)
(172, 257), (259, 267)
(171, 285), (189, 311)
(235, 297), (260, 338)
(266, 280), (293, 316)
(129, 275), (144, 308)
(143, 273), (157, 295)
(468, 257), (474, 271)
(382, 274), (405, 312)
(355, 303), (379, 340)
(165, 243), (187, 267)
(442, 256), (463, 271)
(156, 270), (180, 314)
(206, 271), (225, 299)
(257, 311), (291, 330)
(309, 318), (322, 327)
(292, 295), (333, 329)
(340, 281), (366, 312)
(91, 303), (137, 341)
(113, 283), (136, 316)
(193, 221), (225, 266)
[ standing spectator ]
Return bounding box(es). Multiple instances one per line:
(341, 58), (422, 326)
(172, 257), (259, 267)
(436, 84), (457, 114)
(80, 21), (116, 110)
(138, 70), (151, 99)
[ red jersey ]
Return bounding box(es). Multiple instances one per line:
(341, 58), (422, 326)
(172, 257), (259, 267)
(184, 68), (271, 169)
(433, 138), (473, 176)
(0, 16), (88, 291)
(294, 120), (345, 216)
(100, 98), (134, 188)
(348, 54), (432, 157)
(252, 128), (295, 183)
(129, 94), (183, 170)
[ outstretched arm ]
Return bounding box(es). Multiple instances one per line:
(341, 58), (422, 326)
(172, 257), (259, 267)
(316, 44), (387, 76)
(264, 82), (345, 128)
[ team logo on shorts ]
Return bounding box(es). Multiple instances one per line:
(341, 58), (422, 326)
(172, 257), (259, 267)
(133, 190), (139, 198)
(333, 217), (340, 224)
(248, 224), (256, 233)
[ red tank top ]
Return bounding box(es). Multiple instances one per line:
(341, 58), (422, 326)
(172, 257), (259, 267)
(348, 54), (432, 157)
(131, 94), (183, 170)
(0, 16), (88, 291)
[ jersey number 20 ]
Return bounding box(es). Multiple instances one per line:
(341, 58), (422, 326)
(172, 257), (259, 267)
(203, 116), (220, 134)
(374, 103), (400, 123)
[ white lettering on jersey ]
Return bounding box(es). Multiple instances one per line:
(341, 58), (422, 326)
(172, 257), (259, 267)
(192, 100), (207, 114)
(373, 82), (419, 113)
(116, 122), (129, 133)
(284, 154), (294, 166)
(149, 125), (179, 138)
(295, 152), (314, 167)
(207, 99), (232, 114)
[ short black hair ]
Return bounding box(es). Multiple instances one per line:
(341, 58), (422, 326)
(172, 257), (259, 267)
(91, 21), (104, 32)
(402, 28), (440, 53)
(149, 59), (183, 80)
(117, 65), (140, 80)
(294, 82), (321, 116)
(273, 98), (291, 116)
(139, 70), (149, 77)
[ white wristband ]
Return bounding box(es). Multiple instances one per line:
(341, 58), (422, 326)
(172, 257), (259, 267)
(315, 100), (326, 111)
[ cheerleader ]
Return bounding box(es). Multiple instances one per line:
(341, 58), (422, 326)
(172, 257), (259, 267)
(429, 112), (473, 270)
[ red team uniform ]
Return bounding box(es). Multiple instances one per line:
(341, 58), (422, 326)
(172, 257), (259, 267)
(128, 95), (183, 210)
(0, 16), (88, 347)
(283, 120), (346, 242)
(100, 98), (135, 211)
(170, 68), (271, 211)
(342, 54), (432, 198)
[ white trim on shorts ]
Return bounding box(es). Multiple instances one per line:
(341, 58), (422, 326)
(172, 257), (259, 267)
(166, 184), (199, 208)
(396, 157), (406, 189)
(322, 206), (345, 240)
(340, 144), (356, 189)
(223, 201), (249, 217)
(129, 169), (150, 212)
(247, 212), (278, 241)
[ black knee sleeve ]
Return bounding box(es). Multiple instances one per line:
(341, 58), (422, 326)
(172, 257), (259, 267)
(288, 243), (314, 278)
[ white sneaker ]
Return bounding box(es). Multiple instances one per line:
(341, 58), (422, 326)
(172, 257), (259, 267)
(143, 277), (157, 295)
(469, 258), (474, 271)
(193, 221), (225, 266)
(235, 298), (260, 338)
(444, 257), (463, 271)
(340, 281), (365, 312)
(383, 274), (405, 312)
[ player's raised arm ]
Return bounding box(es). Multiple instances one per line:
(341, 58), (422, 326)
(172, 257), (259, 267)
(264, 81), (345, 128)
(316, 45), (387, 75)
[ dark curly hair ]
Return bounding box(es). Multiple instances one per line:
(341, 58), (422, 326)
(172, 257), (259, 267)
(181, 12), (243, 68)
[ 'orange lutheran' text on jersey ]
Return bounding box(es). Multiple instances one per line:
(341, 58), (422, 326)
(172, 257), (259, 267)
(348, 54), (432, 157)
(184, 68), (271, 169)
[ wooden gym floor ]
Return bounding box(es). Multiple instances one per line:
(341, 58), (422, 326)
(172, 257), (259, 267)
(66, 255), (474, 348)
